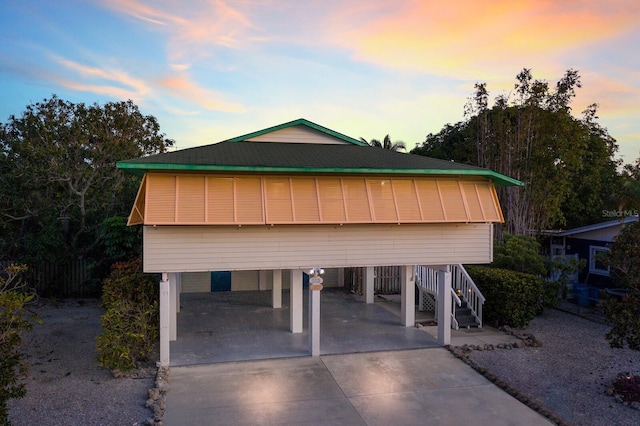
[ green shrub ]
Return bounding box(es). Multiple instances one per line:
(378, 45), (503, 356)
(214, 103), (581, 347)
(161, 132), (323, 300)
(96, 258), (159, 372)
(0, 264), (35, 424)
(466, 265), (545, 328)
(603, 221), (640, 350)
(493, 233), (547, 276)
(603, 293), (640, 350)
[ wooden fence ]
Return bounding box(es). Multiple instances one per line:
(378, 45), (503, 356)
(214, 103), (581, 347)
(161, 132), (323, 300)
(344, 266), (402, 295)
(1, 258), (99, 297)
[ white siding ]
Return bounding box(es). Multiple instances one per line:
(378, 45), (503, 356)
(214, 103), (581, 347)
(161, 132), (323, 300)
(246, 126), (348, 144)
(320, 268), (340, 288)
(143, 224), (492, 273)
(231, 270), (259, 291)
(229, 269), (338, 291)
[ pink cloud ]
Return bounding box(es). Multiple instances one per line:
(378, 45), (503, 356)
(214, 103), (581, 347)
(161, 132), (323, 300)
(53, 56), (151, 95)
(156, 73), (245, 112)
(100, 0), (259, 63)
(333, 0), (639, 77)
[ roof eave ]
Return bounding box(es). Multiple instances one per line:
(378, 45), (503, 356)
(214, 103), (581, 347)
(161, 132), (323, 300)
(116, 162), (524, 186)
(554, 214), (639, 236)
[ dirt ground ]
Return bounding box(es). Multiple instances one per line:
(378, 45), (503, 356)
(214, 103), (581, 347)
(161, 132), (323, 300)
(8, 299), (156, 426)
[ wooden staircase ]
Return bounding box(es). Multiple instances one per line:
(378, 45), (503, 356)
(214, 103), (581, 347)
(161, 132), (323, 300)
(454, 299), (481, 328)
(415, 264), (484, 330)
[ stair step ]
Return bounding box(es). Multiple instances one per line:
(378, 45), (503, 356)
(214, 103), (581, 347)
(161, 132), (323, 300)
(456, 317), (479, 328)
(455, 301), (479, 328)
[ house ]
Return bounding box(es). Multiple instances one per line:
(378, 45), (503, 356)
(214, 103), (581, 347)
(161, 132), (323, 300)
(117, 118), (522, 366)
(550, 214), (639, 288)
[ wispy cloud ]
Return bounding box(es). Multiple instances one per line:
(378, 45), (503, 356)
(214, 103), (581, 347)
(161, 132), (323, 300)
(101, 0), (260, 61)
(156, 73), (245, 112)
(53, 55), (150, 96)
(98, 0), (185, 26)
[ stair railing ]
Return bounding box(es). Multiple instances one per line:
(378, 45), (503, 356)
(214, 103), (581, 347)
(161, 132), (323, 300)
(414, 265), (437, 295)
(414, 264), (484, 329)
(451, 264), (484, 328)
(450, 287), (462, 330)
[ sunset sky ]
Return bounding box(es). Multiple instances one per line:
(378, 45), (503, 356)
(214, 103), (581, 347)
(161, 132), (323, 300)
(1, 0), (639, 163)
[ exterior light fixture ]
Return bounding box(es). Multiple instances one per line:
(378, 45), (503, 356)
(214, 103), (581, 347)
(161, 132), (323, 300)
(309, 267), (324, 276)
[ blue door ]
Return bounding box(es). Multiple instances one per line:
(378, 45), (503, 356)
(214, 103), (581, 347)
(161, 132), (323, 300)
(303, 272), (310, 289)
(211, 271), (231, 292)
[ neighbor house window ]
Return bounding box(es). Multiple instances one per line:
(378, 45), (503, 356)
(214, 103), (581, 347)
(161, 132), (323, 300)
(589, 246), (610, 276)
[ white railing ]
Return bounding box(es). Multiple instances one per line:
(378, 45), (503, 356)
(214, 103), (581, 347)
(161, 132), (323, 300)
(414, 265), (438, 296)
(450, 287), (462, 330)
(414, 264), (484, 329)
(451, 264), (484, 328)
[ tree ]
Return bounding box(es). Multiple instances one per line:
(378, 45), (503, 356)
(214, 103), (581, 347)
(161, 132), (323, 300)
(611, 155), (640, 214)
(492, 233), (547, 276)
(360, 134), (406, 151)
(411, 69), (621, 234)
(0, 96), (173, 286)
(0, 263), (35, 422)
(412, 122), (474, 163)
(603, 221), (640, 350)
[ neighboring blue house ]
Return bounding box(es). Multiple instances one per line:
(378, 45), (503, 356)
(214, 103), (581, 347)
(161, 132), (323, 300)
(550, 215), (639, 289)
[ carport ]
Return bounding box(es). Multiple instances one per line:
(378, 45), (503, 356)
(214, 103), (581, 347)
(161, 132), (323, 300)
(170, 288), (440, 366)
(117, 118), (522, 366)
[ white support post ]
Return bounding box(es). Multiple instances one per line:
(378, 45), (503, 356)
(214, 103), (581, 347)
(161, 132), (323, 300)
(175, 272), (181, 313)
(337, 268), (345, 288)
(401, 265), (415, 327)
(272, 269), (282, 309)
(437, 268), (452, 345)
(259, 270), (267, 291)
(159, 273), (170, 367)
(309, 283), (322, 356)
(364, 266), (375, 304)
(168, 273), (177, 341)
(289, 269), (303, 333)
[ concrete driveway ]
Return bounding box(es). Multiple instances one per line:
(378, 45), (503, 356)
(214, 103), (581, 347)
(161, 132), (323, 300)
(164, 348), (552, 426)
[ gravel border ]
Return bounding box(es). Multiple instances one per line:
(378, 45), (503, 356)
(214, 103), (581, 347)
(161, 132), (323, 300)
(8, 299), (156, 426)
(451, 308), (640, 426)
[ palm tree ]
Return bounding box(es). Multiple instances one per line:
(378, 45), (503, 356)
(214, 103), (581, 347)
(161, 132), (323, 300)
(360, 134), (406, 152)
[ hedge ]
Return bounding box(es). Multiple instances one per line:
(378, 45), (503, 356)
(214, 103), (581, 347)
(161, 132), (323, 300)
(466, 265), (546, 328)
(96, 258), (159, 372)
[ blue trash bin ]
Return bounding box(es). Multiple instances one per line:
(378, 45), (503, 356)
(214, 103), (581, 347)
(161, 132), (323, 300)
(589, 287), (599, 305)
(575, 284), (589, 307)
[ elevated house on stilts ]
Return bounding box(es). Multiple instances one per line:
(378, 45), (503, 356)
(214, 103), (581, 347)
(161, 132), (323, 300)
(117, 118), (522, 366)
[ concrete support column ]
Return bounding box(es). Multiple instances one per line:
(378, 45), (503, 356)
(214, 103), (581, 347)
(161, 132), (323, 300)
(437, 268), (452, 345)
(159, 273), (170, 367)
(168, 273), (178, 341)
(289, 269), (303, 333)
(272, 269), (282, 309)
(401, 265), (415, 327)
(259, 270), (267, 291)
(337, 268), (345, 288)
(309, 283), (322, 356)
(364, 266), (375, 304)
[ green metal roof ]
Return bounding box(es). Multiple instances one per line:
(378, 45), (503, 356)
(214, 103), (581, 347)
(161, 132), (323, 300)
(118, 120), (524, 187)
